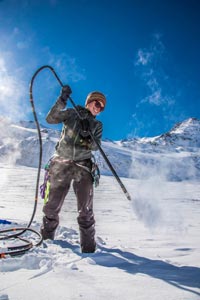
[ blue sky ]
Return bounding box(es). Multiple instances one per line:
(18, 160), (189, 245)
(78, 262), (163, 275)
(0, 0), (200, 140)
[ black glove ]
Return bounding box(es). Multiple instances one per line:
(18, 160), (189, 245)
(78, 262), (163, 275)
(80, 118), (90, 137)
(60, 85), (72, 103)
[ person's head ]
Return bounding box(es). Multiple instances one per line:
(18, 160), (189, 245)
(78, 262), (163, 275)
(85, 91), (106, 116)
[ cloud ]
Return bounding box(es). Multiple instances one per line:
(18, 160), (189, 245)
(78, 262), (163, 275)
(0, 53), (29, 120)
(135, 34), (173, 107)
(13, 27), (32, 50)
(129, 34), (185, 137)
(135, 49), (153, 66)
(0, 54), (30, 167)
(0, 26), (32, 52)
(45, 48), (86, 83)
(135, 33), (164, 67)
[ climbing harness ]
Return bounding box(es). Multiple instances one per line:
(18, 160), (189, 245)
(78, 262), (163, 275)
(40, 159), (52, 204)
(40, 155), (101, 203)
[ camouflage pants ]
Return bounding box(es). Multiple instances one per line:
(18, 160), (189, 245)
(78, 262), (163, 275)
(41, 157), (96, 253)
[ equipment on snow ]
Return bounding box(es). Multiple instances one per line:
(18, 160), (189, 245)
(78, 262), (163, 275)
(0, 219), (12, 225)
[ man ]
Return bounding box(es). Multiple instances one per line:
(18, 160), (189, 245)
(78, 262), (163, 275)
(41, 85), (106, 253)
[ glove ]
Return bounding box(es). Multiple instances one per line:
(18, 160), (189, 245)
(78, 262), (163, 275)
(80, 118), (90, 137)
(60, 85), (72, 103)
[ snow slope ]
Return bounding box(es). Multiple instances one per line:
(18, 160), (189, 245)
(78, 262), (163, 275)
(0, 164), (200, 300)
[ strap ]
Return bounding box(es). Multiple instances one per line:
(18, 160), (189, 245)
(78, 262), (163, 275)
(74, 162), (91, 173)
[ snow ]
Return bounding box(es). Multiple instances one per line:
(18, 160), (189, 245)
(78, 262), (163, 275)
(0, 163), (200, 300)
(0, 117), (200, 299)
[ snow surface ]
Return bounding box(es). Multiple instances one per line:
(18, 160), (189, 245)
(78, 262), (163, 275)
(0, 116), (200, 299)
(0, 163), (200, 300)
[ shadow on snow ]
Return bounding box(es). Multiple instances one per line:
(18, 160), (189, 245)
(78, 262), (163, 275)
(54, 239), (200, 296)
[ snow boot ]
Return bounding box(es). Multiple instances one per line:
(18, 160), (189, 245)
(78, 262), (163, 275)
(40, 226), (55, 240)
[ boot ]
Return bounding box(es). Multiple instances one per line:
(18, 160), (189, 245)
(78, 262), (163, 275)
(40, 226), (55, 240)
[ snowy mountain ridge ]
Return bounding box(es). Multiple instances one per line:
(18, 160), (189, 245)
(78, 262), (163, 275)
(120, 117), (200, 150)
(0, 116), (199, 181)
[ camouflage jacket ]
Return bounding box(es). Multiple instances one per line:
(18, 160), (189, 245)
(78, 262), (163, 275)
(46, 98), (103, 161)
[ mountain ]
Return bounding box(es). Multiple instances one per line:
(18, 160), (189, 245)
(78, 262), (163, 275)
(0, 117), (199, 181)
(120, 118), (200, 150)
(117, 118), (200, 181)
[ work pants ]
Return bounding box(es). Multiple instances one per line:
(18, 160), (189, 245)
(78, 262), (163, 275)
(42, 157), (96, 253)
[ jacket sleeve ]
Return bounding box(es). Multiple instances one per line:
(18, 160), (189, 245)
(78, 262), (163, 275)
(46, 98), (68, 124)
(90, 121), (103, 151)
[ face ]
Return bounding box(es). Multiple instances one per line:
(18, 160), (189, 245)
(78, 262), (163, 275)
(87, 100), (104, 116)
